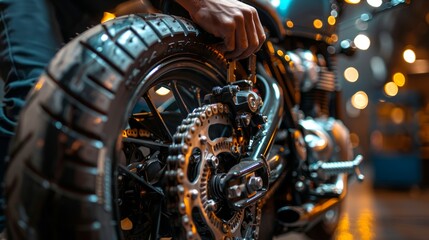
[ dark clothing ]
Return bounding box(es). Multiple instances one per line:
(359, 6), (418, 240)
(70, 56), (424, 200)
(0, 0), (125, 232)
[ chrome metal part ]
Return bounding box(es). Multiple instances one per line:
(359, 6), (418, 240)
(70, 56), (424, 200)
(278, 174), (348, 227)
(312, 155), (365, 182)
(167, 103), (261, 240)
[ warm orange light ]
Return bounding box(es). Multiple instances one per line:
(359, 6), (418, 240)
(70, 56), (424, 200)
(328, 16), (336, 25)
(357, 209), (375, 240)
(286, 20), (294, 28)
(34, 78), (45, 91)
(313, 19), (323, 29)
(277, 49), (284, 57)
(384, 82), (399, 97)
(393, 72), (406, 87)
(336, 213), (354, 240)
(350, 133), (360, 148)
(391, 107), (405, 124)
(345, 0), (361, 4)
(101, 12), (116, 23)
(371, 130), (383, 150)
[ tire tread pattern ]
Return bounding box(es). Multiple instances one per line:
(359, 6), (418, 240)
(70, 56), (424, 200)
(5, 14), (205, 240)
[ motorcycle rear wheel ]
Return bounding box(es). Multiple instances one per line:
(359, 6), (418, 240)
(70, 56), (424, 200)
(5, 13), (227, 240)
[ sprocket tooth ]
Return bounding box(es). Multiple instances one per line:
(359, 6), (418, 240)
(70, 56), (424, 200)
(167, 103), (261, 239)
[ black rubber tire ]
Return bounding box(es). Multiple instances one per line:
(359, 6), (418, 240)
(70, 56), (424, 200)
(5, 13), (227, 240)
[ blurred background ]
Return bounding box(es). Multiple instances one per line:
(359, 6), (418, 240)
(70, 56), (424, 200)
(280, 0), (429, 239)
(339, 0), (429, 190)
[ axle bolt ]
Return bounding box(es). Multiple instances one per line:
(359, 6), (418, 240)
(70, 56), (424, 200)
(228, 185), (242, 198)
(247, 176), (263, 192)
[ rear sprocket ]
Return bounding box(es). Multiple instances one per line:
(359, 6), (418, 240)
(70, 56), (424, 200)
(166, 103), (261, 240)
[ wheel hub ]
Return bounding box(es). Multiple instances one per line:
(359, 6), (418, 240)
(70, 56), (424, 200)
(167, 103), (261, 240)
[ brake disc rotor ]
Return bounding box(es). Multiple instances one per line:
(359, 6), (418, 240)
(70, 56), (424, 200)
(167, 103), (261, 240)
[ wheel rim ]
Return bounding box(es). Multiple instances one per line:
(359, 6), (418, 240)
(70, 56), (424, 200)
(116, 54), (226, 238)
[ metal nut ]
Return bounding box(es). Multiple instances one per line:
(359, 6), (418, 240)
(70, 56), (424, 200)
(228, 185), (242, 198)
(247, 176), (263, 192)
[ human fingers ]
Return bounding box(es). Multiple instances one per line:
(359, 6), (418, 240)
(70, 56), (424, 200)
(253, 8), (266, 51)
(234, 10), (260, 59)
(225, 11), (248, 60)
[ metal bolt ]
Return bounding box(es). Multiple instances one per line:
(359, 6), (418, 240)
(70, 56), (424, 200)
(179, 203), (186, 214)
(228, 185), (242, 198)
(200, 135), (207, 145)
(295, 181), (305, 192)
(247, 176), (263, 192)
(190, 189), (199, 200)
(206, 199), (217, 211)
(187, 231), (194, 240)
(207, 155), (219, 169)
(248, 95), (258, 112)
(177, 169), (184, 183)
(185, 134), (192, 143)
(179, 155), (186, 166)
(177, 185), (185, 195)
(182, 215), (190, 225)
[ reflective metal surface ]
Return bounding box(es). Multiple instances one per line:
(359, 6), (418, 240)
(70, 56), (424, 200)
(276, 166), (429, 239)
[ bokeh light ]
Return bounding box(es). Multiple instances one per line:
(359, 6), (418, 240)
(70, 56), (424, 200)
(367, 0), (382, 7)
(384, 82), (399, 97)
(350, 133), (360, 148)
(403, 49), (416, 63)
(345, 0), (361, 4)
(391, 107), (405, 124)
(328, 16), (336, 25)
(344, 67), (360, 82)
(351, 91), (369, 110)
(346, 100), (361, 117)
(354, 34), (371, 50)
(393, 72), (406, 87)
(313, 19), (323, 29)
(270, 0), (281, 7)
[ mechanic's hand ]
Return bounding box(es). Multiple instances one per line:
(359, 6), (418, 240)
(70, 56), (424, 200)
(176, 0), (266, 60)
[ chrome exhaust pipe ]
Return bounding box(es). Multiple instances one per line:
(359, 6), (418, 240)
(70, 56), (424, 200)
(277, 174), (348, 227)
